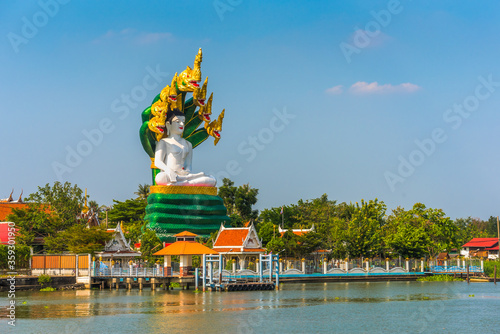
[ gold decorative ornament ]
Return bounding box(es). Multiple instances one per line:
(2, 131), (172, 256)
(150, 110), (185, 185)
(150, 185), (218, 196)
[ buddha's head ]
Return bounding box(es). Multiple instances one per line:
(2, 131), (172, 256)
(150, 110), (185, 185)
(165, 108), (185, 136)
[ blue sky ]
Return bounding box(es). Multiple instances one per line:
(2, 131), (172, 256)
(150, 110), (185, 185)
(1, 0), (500, 220)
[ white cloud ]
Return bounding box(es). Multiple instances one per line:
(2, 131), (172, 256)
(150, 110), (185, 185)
(349, 81), (421, 94)
(92, 29), (173, 45)
(325, 85), (343, 95)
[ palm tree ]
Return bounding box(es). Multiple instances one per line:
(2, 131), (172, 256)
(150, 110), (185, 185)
(135, 184), (150, 201)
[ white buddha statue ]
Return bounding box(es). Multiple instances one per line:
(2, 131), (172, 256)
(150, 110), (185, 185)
(154, 108), (217, 187)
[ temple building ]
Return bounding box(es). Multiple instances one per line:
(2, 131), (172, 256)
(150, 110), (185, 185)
(212, 223), (266, 270)
(95, 223), (141, 268)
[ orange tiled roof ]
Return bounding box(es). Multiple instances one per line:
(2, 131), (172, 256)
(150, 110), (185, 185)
(153, 241), (218, 256)
(175, 231), (198, 237)
(0, 203), (28, 221)
(214, 228), (249, 247)
(280, 230), (310, 237)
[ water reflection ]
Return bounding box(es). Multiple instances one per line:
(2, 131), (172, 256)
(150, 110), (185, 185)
(1, 282), (499, 333)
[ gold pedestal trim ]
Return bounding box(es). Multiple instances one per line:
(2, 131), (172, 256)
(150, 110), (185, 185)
(150, 185), (217, 196)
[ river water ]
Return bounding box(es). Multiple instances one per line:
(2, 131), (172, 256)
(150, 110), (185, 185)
(1, 281), (499, 333)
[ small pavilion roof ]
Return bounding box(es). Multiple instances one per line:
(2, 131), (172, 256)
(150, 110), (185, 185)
(154, 241), (218, 256)
(175, 231), (198, 238)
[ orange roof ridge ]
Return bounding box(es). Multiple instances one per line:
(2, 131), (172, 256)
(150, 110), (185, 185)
(174, 231), (198, 237)
(153, 241), (218, 256)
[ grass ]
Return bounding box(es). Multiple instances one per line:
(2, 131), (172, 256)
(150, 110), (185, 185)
(417, 275), (464, 282)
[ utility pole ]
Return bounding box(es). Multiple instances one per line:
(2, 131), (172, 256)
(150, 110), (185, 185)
(497, 216), (499, 254)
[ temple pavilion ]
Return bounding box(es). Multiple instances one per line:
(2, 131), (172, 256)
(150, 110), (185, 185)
(212, 223), (266, 270)
(153, 231), (218, 276)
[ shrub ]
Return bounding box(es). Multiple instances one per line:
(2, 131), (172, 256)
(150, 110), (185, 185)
(38, 274), (52, 287)
(483, 260), (500, 278)
(417, 275), (464, 282)
(40, 287), (56, 292)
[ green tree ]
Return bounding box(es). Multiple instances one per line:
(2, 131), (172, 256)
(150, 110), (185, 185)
(139, 229), (163, 265)
(344, 199), (386, 258)
(107, 199), (147, 223)
(46, 224), (113, 255)
(218, 178), (259, 226)
(386, 203), (457, 258)
(7, 182), (85, 250)
(135, 184), (150, 202)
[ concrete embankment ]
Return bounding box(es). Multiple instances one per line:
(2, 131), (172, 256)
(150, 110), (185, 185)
(0, 276), (84, 291)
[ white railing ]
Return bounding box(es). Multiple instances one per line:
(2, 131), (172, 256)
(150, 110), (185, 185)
(92, 267), (164, 277)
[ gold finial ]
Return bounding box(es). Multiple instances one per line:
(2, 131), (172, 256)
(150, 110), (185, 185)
(82, 188), (89, 213)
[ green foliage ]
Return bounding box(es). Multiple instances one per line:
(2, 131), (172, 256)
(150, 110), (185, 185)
(40, 287), (57, 292)
(225, 259), (233, 270)
(7, 182), (85, 249)
(46, 224), (113, 255)
(169, 282), (181, 288)
(140, 229), (163, 264)
(135, 184), (150, 202)
(417, 275), (464, 282)
(343, 199), (386, 258)
(0, 244), (31, 269)
(483, 260), (500, 278)
(107, 199), (147, 223)
(218, 178), (259, 225)
(38, 274), (51, 287)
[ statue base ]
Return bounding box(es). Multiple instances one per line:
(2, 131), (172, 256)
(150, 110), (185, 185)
(145, 185), (230, 243)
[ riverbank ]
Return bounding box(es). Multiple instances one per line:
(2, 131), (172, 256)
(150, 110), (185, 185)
(0, 276), (84, 292)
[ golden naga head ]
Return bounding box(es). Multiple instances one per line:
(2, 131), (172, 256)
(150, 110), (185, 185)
(205, 109), (224, 145)
(177, 48), (203, 92)
(160, 73), (178, 103)
(193, 77), (208, 107)
(198, 92), (213, 123)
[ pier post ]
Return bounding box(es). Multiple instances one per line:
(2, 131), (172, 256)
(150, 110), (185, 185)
(466, 265), (470, 284)
(258, 255), (263, 283)
(195, 268), (199, 291)
(75, 254), (79, 278)
(494, 265), (497, 285)
(280, 259), (284, 274)
(138, 278), (143, 291)
(151, 278), (156, 290)
(202, 254), (206, 292)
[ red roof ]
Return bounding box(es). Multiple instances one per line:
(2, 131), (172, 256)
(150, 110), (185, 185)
(0, 203), (28, 221)
(0, 222), (18, 245)
(214, 229), (249, 247)
(462, 238), (499, 249)
(280, 230), (310, 237)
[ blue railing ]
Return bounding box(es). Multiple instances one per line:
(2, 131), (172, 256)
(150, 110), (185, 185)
(92, 267), (164, 277)
(429, 265), (483, 273)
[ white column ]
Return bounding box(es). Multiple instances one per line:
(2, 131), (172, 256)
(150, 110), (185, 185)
(405, 259), (409, 272)
(444, 260), (447, 270)
(323, 259), (327, 274)
(481, 259), (484, 271)
(365, 260), (369, 271)
(386, 259), (389, 271)
(301, 259), (306, 273)
(232, 260), (236, 274)
(420, 260), (424, 272)
(279, 260), (283, 273)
